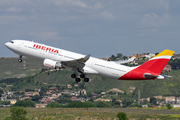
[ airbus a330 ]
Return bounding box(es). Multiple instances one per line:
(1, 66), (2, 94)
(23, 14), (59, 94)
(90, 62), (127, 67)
(5, 40), (174, 82)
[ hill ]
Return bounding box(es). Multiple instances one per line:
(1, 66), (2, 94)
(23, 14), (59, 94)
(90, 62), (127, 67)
(1, 57), (180, 98)
(0, 57), (43, 80)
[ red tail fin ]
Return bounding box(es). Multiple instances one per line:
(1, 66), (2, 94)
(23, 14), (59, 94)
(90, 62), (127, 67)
(119, 49), (174, 80)
(136, 49), (174, 75)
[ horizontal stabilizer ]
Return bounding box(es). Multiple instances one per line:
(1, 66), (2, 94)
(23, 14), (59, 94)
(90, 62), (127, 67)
(161, 75), (172, 78)
(111, 57), (135, 64)
(144, 73), (158, 79)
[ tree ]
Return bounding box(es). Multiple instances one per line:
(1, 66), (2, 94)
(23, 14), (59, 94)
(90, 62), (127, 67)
(0, 89), (3, 97)
(114, 101), (121, 105)
(79, 83), (85, 89)
(123, 56), (128, 60)
(167, 104), (173, 110)
(13, 99), (35, 107)
(117, 112), (128, 120)
(41, 86), (45, 91)
(112, 98), (116, 104)
(50, 102), (55, 108)
(155, 52), (159, 55)
(95, 102), (111, 108)
(142, 99), (148, 104)
(110, 55), (116, 61)
(122, 100), (132, 107)
(150, 97), (157, 105)
(89, 98), (94, 102)
(8, 107), (28, 120)
(56, 85), (60, 90)
(32, 95), (42, 101)
(117, 53), (123, 59)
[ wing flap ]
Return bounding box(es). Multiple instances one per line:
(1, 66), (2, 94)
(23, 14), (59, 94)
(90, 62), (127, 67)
(62, 54), (91, 68)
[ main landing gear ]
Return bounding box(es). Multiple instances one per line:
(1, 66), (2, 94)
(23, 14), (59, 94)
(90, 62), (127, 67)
(18, 55), (22, 63)
(71, 73), (89, 82)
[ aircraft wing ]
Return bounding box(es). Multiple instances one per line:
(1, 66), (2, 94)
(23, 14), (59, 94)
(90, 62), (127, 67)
(111, 57), (135, 64)
(61, 54), (91, 68)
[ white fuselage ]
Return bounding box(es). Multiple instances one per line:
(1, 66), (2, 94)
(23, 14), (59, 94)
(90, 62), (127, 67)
(5, 40), (134, 80)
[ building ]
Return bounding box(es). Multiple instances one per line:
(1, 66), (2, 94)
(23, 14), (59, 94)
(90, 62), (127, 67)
(43, 99), (55, 104)
(35, 104), (47, 108)
(78, 97), (85, 102)
(163, 65), (172, 72)
(142, 105), (148, 107)
(129, 87), (136, 93)
(33, 92), (40, 96)
(61, 90), (72, 95)
(70, 96), (78, 101)
(165, 96), (176, 103)
(25, 92), (34, 97)
(49, 87), (58, 90)
(6, 85), (13, 87)
(34, 89), (41, 92)
(67, 84), (72, 89)
(6, 99), (17, 105)
(95, 98), (111, 102)
(78, 89), (87, 95)
(74, 83), (79, 87)
(107, 88), (124, 94)
(145, 53), (155, 59)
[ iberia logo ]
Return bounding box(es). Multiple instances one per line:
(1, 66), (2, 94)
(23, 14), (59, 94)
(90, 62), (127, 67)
(33, 44), (59, 54)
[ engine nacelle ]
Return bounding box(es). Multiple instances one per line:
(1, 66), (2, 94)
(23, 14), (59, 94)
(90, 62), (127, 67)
(43, 59), (63, 69)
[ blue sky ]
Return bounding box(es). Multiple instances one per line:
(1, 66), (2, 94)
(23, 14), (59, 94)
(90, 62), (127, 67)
(1, 0), (180, 58)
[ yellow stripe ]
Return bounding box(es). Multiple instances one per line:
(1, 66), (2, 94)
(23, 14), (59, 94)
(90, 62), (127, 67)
(153, 49), (175, 58)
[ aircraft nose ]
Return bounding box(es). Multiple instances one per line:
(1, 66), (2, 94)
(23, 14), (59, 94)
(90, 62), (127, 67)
(5, 42), (10, 48)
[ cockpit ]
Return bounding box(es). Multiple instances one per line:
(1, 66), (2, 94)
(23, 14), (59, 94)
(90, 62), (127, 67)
(10, 41), (14, 43)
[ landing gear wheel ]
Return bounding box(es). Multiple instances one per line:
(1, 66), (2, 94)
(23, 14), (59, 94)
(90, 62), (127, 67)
(71, 74), (76, 78)
(18, 59), (22, 63)
(18, 55), (22, 63)
(75, 78), (81, 82)
(80, 74), (85, 78)
(84, 78), (89, 82)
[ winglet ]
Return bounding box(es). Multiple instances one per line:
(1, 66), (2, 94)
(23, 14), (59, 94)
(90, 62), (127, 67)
(84, 54), (91, 60)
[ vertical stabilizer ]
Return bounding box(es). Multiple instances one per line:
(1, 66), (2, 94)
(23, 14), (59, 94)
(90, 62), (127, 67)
(136, 49), (174, 75)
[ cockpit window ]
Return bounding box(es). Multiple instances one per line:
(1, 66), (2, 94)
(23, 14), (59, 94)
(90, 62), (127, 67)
(10, 41), (14, 43)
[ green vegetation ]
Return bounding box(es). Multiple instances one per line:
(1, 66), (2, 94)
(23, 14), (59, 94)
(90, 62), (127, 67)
(117, 112), (128, 120)
(1, 108), (180, 120)
(5, 107), (28, 120)
(13, 99), (35, 107)
(167, 104), (173, 110)
(50, 102), (55, 108)
(0, 57), (43, 80)
(1, 68), (180, 99)
(1, 57), (180, 100)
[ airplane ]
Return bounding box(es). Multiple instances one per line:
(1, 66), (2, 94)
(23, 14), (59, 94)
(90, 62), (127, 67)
(5, 40), (174, 82)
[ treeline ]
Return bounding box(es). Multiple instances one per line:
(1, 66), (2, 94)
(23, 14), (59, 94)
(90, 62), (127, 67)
(169, 59), (180, 69)
(109, 53), (128, 61)
(47, 101), (112, 108)
(12, 99), (117, 108)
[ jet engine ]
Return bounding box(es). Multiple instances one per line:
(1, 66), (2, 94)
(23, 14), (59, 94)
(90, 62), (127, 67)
(43, 59), (63, 69)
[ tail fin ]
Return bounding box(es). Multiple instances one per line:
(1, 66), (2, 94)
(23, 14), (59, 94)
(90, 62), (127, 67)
(136, 49), (174, 75)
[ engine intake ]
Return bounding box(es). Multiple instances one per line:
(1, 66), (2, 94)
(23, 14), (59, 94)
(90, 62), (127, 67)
(43, 59), (63, 69)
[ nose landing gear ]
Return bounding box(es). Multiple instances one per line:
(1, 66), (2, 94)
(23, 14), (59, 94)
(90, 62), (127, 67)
(18, 55), (22, 63)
